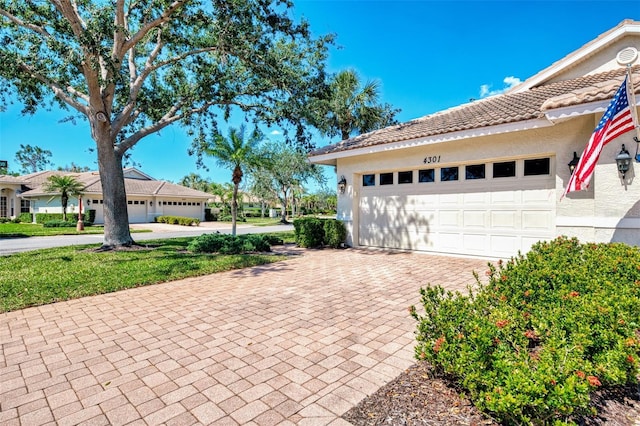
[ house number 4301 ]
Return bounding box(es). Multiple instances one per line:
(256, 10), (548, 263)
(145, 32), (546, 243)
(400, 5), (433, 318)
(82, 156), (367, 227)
(423, 155), (441, 164)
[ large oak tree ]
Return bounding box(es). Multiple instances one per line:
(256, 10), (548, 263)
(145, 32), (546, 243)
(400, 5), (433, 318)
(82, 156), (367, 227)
(0, 0), (332, 248)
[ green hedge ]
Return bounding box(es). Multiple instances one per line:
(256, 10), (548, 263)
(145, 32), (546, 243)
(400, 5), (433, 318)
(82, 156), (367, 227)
(18, 213), (32, 223)
(35, 210), (95, 225)
(154, 215), (201, 226)
(410, 236), (640, 424)
(293, 218), (346, 248)
(43, 220), (77, 228)
(218, 215), (247, 223)
(187, 233), (275, 254)
(204, 209), (217, 221)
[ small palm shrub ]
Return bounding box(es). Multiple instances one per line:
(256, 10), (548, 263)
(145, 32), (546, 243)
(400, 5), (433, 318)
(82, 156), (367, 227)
(187, 233), (273, 254)
(411, 236), (640, 425)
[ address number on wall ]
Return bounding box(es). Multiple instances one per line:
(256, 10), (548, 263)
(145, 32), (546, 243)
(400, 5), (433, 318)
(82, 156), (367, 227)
(423, 155), (441, 164)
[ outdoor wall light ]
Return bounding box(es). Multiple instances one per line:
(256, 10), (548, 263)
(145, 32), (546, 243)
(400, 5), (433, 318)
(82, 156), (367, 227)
(568, 151), (580, 174)
(615, 144), (632, 178)
(634, 137), (640, 163)
(337, 175), (347, 194)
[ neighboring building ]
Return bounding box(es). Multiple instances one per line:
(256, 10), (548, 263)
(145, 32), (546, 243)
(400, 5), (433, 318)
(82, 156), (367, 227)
(309, 20), (640, 258)
(0, 168), (212, 223)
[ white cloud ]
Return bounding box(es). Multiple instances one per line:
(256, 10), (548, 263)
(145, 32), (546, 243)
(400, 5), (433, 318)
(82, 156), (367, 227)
(479, 76), (522, 98)
(270, 130), (281, 136)
(480, 84), (491, 98)
(503, 76), (521, 87)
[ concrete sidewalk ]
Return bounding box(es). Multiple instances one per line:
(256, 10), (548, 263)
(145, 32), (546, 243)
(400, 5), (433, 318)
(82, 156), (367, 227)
(0, 247), (489, 425)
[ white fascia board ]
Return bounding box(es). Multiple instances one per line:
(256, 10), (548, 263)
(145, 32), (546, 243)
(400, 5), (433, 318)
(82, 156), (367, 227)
(309, 118), (554, 163)
(544, 99), (611, 123)
(510, 24), (640, 94)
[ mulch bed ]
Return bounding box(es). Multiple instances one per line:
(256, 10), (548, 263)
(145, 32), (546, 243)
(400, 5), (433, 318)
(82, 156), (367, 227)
(342, 362), (640, 425)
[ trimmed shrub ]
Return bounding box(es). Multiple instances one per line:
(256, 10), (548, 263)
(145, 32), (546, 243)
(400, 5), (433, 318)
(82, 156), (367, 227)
(410, 236), (640, 425)
(154, 215), (200, 226)
(35, 212), (94, 224)
(204, 208), (217, 221)
(293, 217), (325, 248)
(43, 220), (77, 228)
(19, 213), (32, 223)
(323, 219), (347, 248)
(293, 218), (346, 248)
(187, 233), (273, 254)
(219, 215), (246, 223)
(261, 234), (285, 246)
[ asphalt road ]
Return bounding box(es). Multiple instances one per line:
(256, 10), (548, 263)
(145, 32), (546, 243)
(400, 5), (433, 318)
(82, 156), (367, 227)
(0, 222), (294, 255)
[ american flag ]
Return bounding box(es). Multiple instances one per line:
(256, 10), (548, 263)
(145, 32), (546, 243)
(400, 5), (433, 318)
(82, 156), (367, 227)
(563, 75), (636, 198)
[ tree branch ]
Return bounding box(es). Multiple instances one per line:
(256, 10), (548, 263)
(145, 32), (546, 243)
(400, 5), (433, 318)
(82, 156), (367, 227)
(119, 0), (187, 57)
(0, 9), (52, 38)
(16, 61), (89, 114)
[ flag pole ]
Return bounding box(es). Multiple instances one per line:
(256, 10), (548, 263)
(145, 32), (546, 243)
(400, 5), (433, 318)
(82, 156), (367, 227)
(625, 65), (640, 160)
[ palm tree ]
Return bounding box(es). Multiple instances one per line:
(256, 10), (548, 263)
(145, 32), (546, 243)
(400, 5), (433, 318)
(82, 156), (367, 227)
(203, 125), (262, 235)
(322, 69), (400, 140)
(179, 173), (210, 192)
(43, 175), (85, 221)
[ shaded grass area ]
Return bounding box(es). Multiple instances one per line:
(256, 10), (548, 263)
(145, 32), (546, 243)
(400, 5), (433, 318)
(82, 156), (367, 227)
(0, 222), (104, 237)
(0, 235), (292, 313)
(0, 222), (150, 237)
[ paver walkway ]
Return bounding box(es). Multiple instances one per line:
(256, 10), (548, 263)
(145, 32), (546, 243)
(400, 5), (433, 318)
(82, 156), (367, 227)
(0, 247), (490, 425)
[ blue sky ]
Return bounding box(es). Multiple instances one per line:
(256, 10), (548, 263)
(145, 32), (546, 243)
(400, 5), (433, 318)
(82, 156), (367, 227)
(1, 1), (637, 189)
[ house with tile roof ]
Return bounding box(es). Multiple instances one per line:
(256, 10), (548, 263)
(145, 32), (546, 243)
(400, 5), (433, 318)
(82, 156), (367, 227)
(0, 168), (212, 224)
(309, 20), (640, 258)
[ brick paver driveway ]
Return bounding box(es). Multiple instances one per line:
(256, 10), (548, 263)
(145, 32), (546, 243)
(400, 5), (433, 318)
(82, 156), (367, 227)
(1, 247), (489, 425)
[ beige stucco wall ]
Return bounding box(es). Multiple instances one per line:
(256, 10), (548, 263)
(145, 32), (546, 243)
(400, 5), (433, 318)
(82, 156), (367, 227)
(335, 111), (640, 249)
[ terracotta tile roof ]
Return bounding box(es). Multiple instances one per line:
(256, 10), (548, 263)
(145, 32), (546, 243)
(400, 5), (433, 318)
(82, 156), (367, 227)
(310, 66), (640, 157)
(0, 175), (29, 185)
(17, 169), (211, 199)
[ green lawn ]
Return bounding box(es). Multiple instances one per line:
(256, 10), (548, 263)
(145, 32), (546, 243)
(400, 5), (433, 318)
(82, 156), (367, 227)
(0, 222), (152, 237)
(231, 217), (285, 226)
(0, 234), (294, 313)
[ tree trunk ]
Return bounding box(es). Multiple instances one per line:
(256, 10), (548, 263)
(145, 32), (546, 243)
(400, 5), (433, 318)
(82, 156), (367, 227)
(96, 131), (134, 248)
(61, 194), (68, 221)
(279, 186), (288, 223)
(231, 183), (238, 236)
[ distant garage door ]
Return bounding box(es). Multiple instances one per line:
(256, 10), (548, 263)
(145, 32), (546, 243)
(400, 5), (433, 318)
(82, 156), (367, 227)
(162, 201), (202, 219)
(127, 200), (148, 223)
(357, 158), (556, 258)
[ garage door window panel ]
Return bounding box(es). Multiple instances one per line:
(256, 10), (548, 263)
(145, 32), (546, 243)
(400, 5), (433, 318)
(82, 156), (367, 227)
(419, 169), (435, 183)
(465, 164), (485, 180)
(493, 161), (516, 178)
(524, 158), (550, 176)
(398, 171), (413, 184)
(380, 173), (394, 185)
(441, 167), (459, 182)
(363, 174), (376, 187)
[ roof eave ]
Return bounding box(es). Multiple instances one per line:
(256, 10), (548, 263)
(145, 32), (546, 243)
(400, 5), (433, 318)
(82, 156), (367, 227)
(309, 118), (554, 163)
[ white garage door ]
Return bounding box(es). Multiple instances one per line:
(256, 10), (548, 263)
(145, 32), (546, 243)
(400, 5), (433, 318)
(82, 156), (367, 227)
(162, 201), (202, 219)
(127, 200), (148, 223)
(358, 159), (556, 258)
